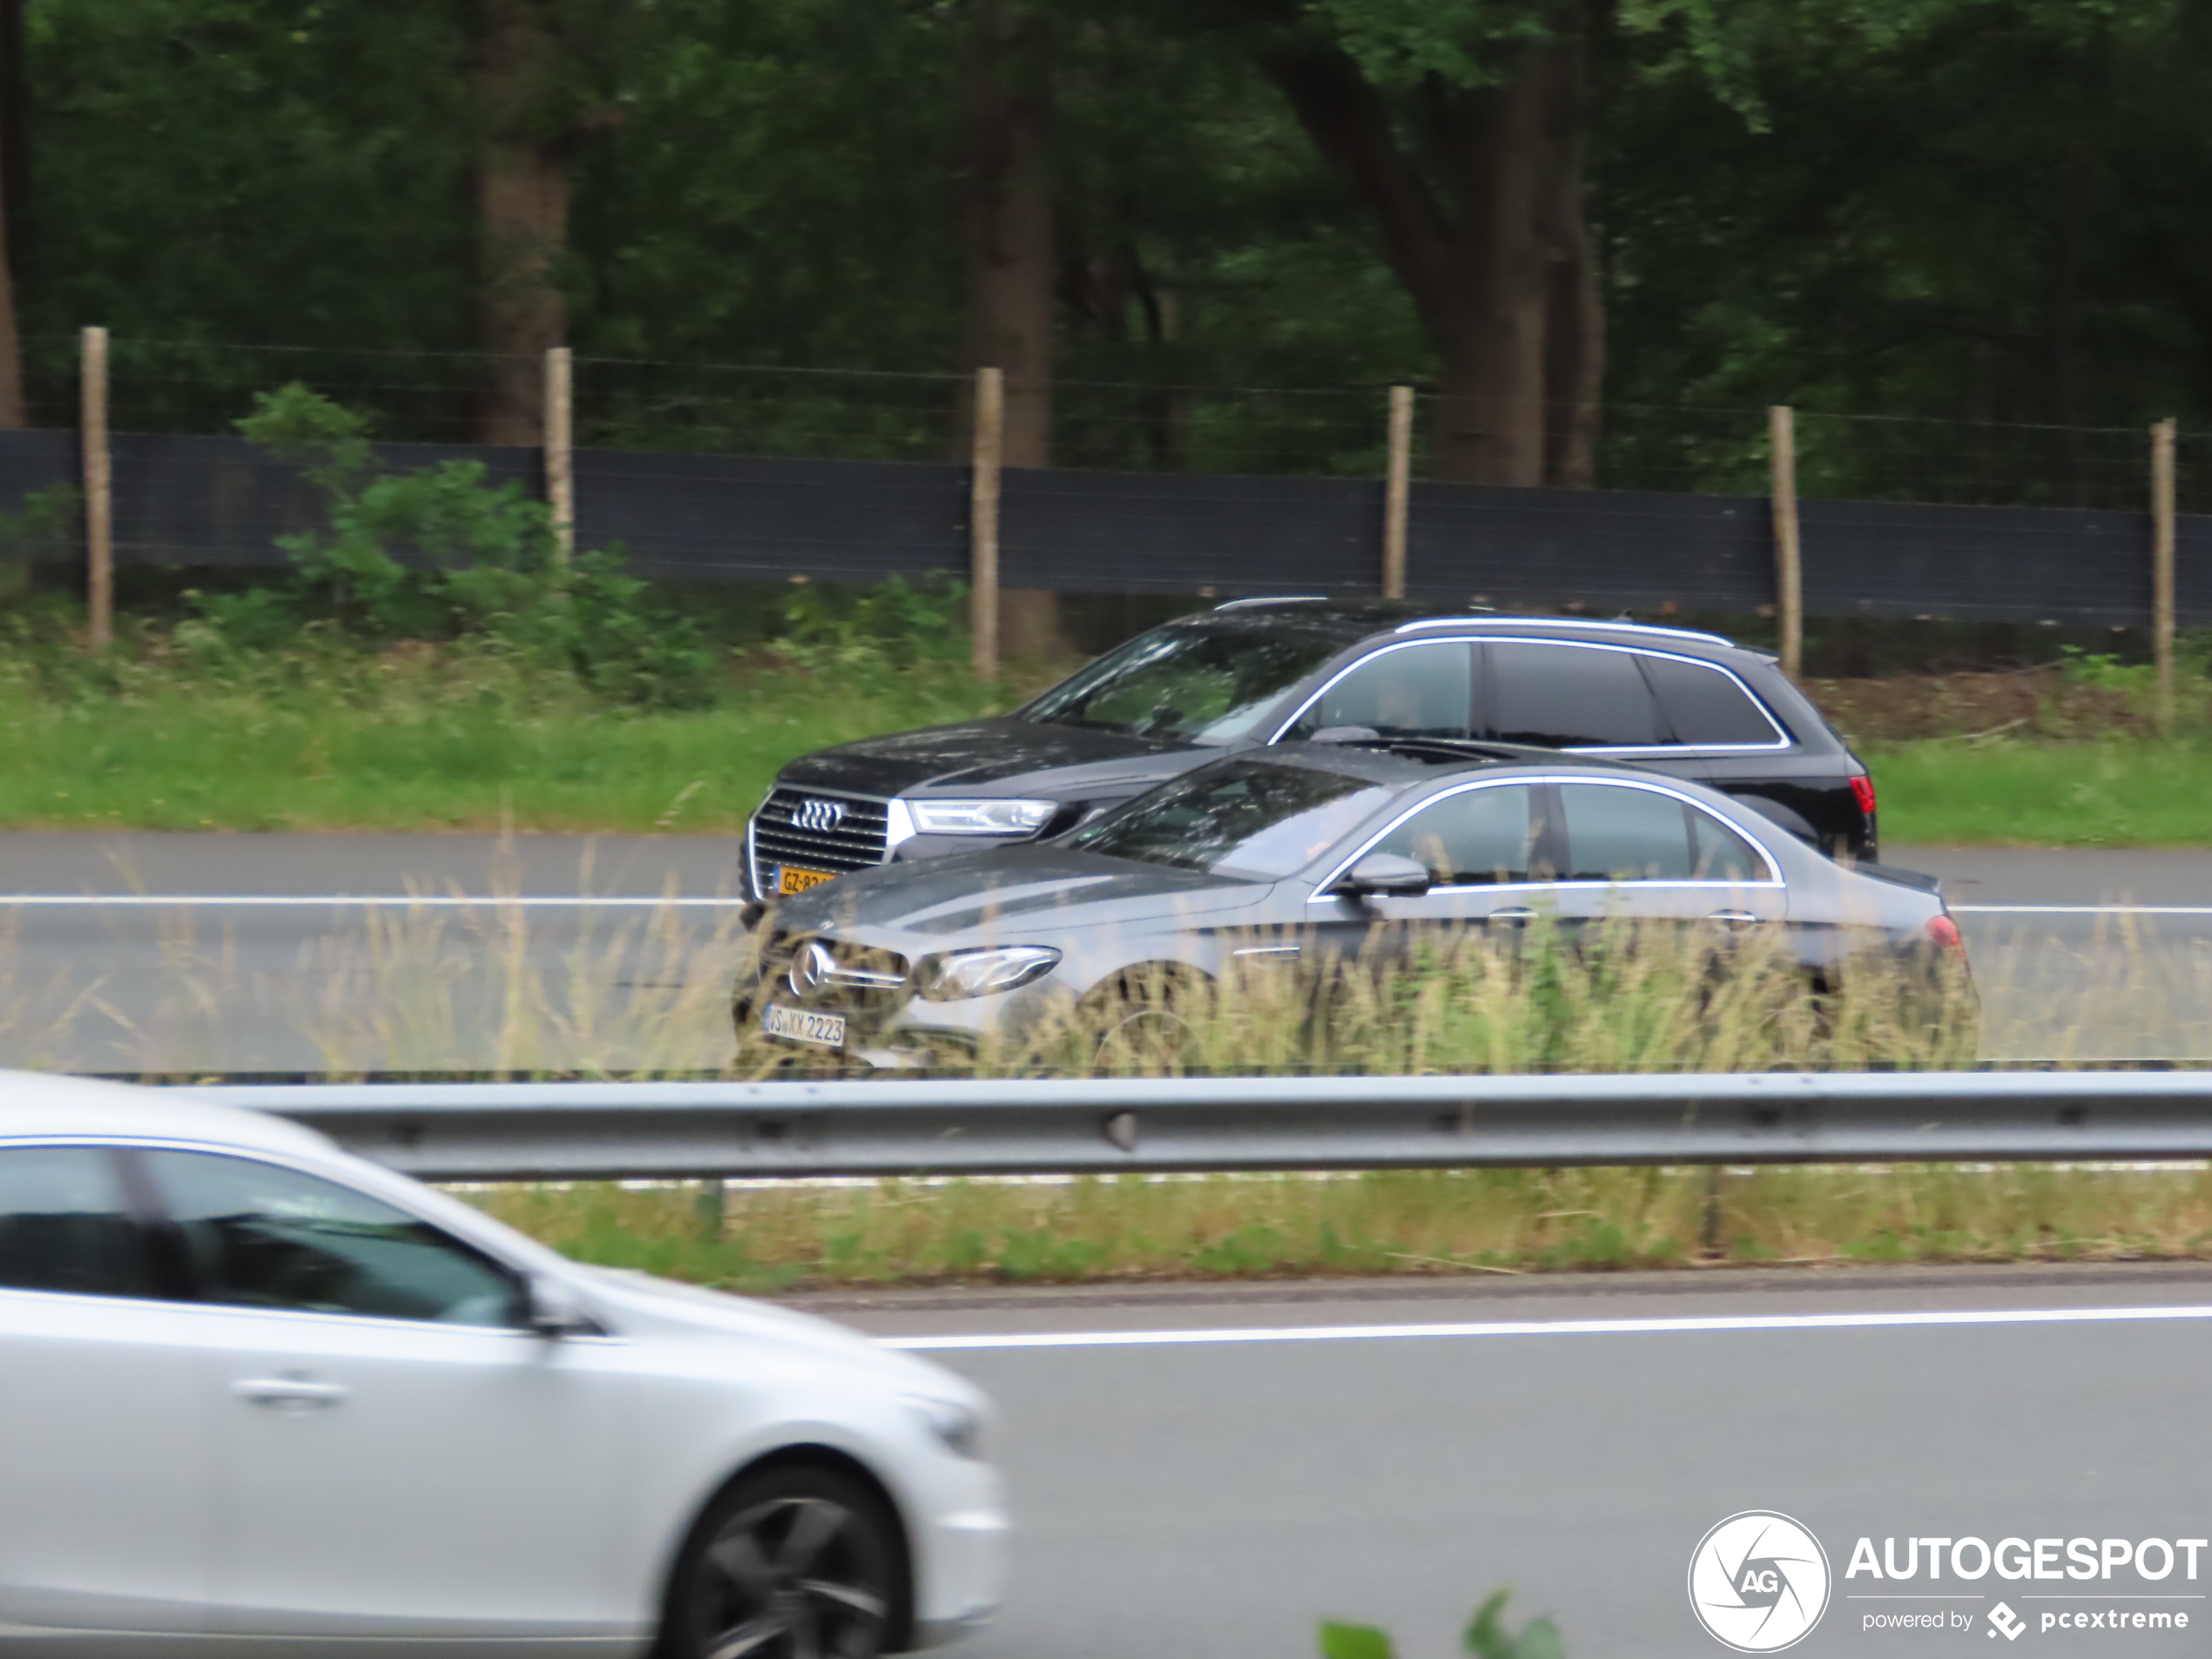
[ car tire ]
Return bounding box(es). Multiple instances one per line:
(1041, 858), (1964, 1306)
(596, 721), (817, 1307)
(661, 1462), (910, 1659)
(1081, 968), (1207, 1072)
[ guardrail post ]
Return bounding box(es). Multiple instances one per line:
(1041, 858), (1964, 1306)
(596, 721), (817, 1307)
(695, 1177), (726, 1241)
(971, 365), (1003, 681)
(1383, 384), (1412, 599)
(544, 346), (574, 567)
(2154, 417), (2176, 732)
(1769, 404), (1803, 677)
(81, 325), (111, 651)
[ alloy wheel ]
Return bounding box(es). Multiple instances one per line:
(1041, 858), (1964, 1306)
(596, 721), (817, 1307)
(689, 1492), (894, 1659)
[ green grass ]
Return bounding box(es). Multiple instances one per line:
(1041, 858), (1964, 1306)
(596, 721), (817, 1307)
(1870, 737), (2212, 846)
(3, 621), (2211, 844)
(0, 656), (998, 833)
(474, 1159), (2212, 1294)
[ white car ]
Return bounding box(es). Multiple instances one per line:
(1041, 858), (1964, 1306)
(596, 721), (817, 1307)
(0, 1071), (1004, 1657)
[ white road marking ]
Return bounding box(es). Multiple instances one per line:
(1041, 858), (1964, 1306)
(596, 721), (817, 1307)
(0, 894), (745, 907)
(883, 1303), (2212, 1352)
(1952, 906), (2212, 917)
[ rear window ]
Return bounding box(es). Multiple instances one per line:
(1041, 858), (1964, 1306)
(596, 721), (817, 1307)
(1487, 642), (1662, 748)
(1642, 655), (1781, 746)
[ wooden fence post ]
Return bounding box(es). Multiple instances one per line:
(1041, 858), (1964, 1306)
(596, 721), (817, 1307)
(2154, 417), (2177, 732)
(81, 325), (111, 650)
(1383, 384), (1413, 599)
(544, 346), (574, 566)
(1769, 404), (1803, 677)
(971, 366), (1003, 681)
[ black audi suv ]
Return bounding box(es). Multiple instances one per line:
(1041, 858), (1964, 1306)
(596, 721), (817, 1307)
(744, 600), (1876, 904)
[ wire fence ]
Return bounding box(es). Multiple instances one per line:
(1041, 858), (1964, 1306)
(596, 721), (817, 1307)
(13, 333), (2203, 516)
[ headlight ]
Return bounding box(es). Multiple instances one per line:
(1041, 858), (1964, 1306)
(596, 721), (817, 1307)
(909, 798), (1058, 836)
(907, 1394), (986, 1460)
(913, 946), (1061, 1001)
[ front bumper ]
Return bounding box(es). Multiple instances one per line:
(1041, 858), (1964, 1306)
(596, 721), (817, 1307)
(906, 1460), (1007, 1649)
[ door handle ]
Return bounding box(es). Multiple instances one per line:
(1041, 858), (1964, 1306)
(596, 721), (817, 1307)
(233, 1375), (349, 1409)
(1706, 911), (1761, 927)
(1485, 908), (1538, 924)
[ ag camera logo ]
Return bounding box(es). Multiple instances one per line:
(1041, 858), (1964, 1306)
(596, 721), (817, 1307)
(1689, 1511), (1832, 1652)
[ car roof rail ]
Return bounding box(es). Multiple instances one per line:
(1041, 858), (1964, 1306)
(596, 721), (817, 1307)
(1393, 616), (1736, 647)
(1213, 595), (1331, 610)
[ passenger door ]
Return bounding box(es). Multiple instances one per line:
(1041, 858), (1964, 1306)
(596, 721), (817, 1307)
(0, 1143), (215, 1637)
(1306, 781), (1560, 967)
(1543, 779), (1786, 934)
(136, 1150), (626, 1648)
(1482, 641), (1825, 848)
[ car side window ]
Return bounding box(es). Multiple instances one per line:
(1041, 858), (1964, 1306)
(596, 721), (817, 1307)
(1689, 808), (1764, 881)
(1285, 644), (1474, 742)
(1487, 643), (1662, 748)
(1373, 785), (1551, 885)
(1558, 784), (1764, 881)
(140, 1150), (525, 1328)
(1641, 654), (1782, 746)
(0, 1144), (157, 1299)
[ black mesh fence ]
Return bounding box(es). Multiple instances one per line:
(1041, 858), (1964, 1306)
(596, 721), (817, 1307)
(0, 336), (2202, 627)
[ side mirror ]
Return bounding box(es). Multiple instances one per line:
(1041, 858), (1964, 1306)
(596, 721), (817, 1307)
(523, 1275), (601, 1339)
(1335, 852), (1433, 899)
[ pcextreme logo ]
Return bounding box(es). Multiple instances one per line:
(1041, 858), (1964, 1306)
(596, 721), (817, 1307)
(1689, 1511), (1833, 1653)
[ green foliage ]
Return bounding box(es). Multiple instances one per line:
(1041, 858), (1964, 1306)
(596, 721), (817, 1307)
(226, 384), (716, 708)
(1318, 1589), (1563, 1659)
(772, 574), (971, 678)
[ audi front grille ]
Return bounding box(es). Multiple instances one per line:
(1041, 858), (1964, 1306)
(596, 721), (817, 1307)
(751, 788), (893, 889)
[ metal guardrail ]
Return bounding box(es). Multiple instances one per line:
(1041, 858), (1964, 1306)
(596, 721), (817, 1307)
(181, 1071), (2212, 1183)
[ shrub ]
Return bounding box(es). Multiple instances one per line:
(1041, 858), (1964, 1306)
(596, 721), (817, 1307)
(223, 382), (717, 708)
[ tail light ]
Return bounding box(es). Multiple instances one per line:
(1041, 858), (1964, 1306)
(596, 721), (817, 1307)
(1849, 774), (1877, 819)
(1925, 914), (1964, 955)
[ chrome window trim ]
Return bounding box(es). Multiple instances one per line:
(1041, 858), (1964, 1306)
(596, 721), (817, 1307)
(1303, 772), (1786, 900)
(1268, 636), (1789, 753)
(1395, 617), (1734, 646)
(1213, 595), (1329, 610)
(1477, 638), (1791, 752)
(1264, 637), (1482, 744)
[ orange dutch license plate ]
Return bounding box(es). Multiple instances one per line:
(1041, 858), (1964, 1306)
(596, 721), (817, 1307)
(778, 866), (835, 895)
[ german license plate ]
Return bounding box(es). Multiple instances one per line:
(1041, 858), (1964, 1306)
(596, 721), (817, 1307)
(760, 1003), (846, 1049)
(778, 865), (836, 896)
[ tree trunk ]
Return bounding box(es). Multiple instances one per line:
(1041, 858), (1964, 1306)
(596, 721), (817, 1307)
(1538, 13), (1602, 487)
(962, 0), (1054, 468)
(1428, 55), (1551, 486)
(962, 0), (1058, 657)
(0, 0), (29, 430)
(472, 0), (570, 446)
(1258, 11), (1603, 488)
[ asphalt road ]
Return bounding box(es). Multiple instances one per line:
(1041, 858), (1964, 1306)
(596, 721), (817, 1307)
(797, 1264), (2212, 1659)
(0, 832), (2206, 1070)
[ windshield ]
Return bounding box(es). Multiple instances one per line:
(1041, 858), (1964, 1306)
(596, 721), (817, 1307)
(1022, 622), (1342, 744)
(1065, 758), (1393, 878)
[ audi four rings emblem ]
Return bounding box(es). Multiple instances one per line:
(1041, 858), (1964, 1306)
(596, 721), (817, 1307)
(793, 798), (847, 833)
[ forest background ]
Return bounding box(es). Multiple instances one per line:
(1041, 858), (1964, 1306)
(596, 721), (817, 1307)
(0, 0), (2198, 492)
